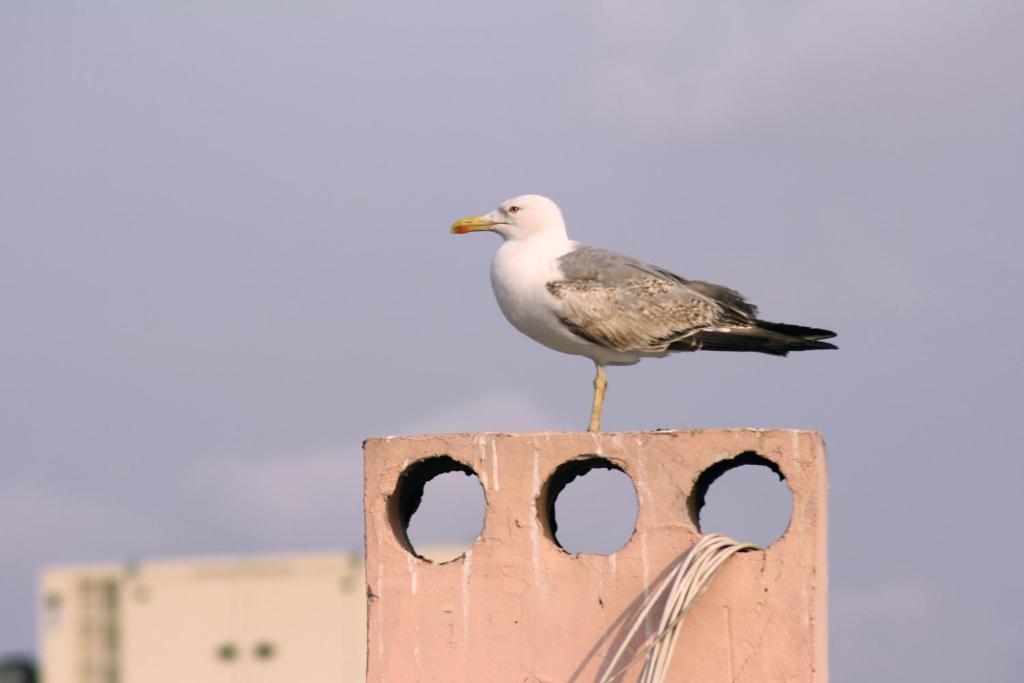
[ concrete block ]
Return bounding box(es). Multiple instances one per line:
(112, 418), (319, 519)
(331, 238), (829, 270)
(363, 430), (828, 682)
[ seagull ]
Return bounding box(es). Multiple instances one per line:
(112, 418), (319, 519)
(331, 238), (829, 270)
(450, 195), (837, 432)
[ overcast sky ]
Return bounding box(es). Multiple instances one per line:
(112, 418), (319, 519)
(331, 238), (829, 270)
(3, 1), (1022, 680)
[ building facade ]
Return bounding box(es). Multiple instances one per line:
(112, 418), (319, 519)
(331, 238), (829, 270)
(39, 552), (367, 683)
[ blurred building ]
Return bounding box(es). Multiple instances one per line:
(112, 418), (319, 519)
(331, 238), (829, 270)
(39, 552), (367, 683)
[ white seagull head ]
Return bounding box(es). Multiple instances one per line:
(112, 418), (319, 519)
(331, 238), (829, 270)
(451, 194), (567, 241)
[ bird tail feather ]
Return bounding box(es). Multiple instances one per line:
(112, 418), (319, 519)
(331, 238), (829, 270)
(752, 320), (837, 341)
(668, 320), (838, 356)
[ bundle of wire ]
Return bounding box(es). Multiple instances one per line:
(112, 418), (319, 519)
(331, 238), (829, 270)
(597, 533), (758, 683)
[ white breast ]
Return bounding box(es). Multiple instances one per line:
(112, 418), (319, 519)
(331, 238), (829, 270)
(489, 237), (598, 357)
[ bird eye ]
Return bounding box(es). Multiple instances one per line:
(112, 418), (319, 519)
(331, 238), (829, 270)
(508, 205), (520, 214)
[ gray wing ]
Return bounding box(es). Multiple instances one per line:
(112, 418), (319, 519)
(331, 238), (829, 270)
(546, 247), (759, 353)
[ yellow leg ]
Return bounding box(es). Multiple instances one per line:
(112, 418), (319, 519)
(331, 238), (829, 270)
(587, 364), (607, 432)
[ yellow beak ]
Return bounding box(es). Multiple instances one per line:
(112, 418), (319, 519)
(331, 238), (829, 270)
(450, 215), (497, 234)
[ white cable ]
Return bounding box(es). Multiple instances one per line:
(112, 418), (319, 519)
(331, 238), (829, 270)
(597, 533), (758, 683)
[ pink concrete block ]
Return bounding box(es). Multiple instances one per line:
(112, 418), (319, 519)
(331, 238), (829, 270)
(363, 430), (828, 682)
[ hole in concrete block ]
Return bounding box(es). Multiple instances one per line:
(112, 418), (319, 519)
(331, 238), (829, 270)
(540, 457), (638, 555)
(688, 452), (792, 548)
(389, 456), (486, 563)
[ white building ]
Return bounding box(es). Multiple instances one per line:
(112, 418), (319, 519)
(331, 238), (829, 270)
(39, 552), (367, 683)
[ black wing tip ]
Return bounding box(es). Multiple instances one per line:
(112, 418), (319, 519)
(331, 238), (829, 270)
(761, 338), (838, 356)
(787, 339), (839, 353)
(672, 324), (839, 356)
(754, 320), (837, 341)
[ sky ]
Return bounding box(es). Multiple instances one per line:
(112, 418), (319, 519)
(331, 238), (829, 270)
(2, 1), (1023, 680)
